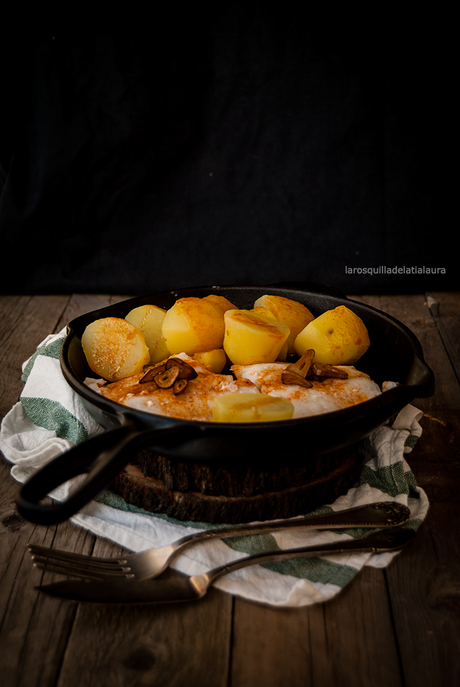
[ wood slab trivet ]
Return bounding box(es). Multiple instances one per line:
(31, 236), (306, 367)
(110, 446), (365, 523)
(131, 447), (359, 498)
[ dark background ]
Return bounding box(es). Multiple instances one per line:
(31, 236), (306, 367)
(0, 8), (454, 296)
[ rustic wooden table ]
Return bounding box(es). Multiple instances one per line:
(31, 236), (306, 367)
(0, 292), (459, 687)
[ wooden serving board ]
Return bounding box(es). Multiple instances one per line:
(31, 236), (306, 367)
(110, 446), (365, 523)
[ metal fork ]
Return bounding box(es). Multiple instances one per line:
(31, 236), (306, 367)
(37, 528), (415, 604)
(28, 501), (410, 581)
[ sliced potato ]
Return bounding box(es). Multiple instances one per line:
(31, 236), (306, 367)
(162, 297), (225, 355)
(81, 317), (150, 381)
(294, 305), (370, 364)
(223, 309), (290, 365)
(125, 304), (169, 364)
(193, 348), (227, 373)
(212, 392), (294, 423)
(253, 295), (314, 354)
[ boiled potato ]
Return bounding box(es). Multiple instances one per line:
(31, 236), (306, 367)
(193, 348), (227, 373)
(223, 309), (290, 365)
(250, 307), (288, 360)
(253, 295), (314, 354)
(250, 306), (278, 320)
(81, 317), (150, 381)
(162, 297), (225, 355)
(212, 392), (294, 423)
(203, 294), (237, 313)
(294, 305), (370, 364)
(125, 304), (169, 364)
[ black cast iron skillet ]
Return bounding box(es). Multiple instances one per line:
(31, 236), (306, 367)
(16, 283), (434, 525)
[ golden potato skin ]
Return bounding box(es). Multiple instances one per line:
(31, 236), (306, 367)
(162, 297), (225, 355)
(223, 309), (290, 365)
(249, 307), (288, 360)
(125, 304), (169, 364)
(253, 295), (314, 354)
(212, 392), (294, 423)
(203, 294), (237, 313)
(250, 306), (278, 320)
(294, 305), (370, 364)
(81, 317), (150, 381)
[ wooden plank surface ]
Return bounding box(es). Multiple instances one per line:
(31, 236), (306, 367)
(353, 293), (460, 687)
(57, 588), (232, 687)
(0, 292), (459, 687)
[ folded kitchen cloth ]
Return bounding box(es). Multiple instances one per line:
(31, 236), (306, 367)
(0, 329), (429, 607)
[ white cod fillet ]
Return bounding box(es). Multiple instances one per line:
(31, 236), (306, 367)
(88, 353), (380, 422)
(230, 362), (381, 418)
(96, 353), (258, 422)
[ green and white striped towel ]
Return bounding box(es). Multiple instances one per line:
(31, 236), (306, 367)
(0, 329), (429, 607)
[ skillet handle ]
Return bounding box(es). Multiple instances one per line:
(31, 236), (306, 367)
(16, 422), (157, 526)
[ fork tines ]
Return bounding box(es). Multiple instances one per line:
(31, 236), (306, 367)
(28, 544), (134, 580)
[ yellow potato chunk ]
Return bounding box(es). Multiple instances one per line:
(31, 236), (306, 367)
(294, 305), (370, 364)
(193, 348), (227, 373)
(223, 309), (290, 365)
(162, 297), (225, 355)
(253, 295), (314, 354)
(250, 306), (278, 320)
(203, 294), (237, 313)
(212, 392), (294, 423)
(250, 307), (288, 360)
(125, 304), (170, 364)
(277, 341), (288, 362)
(81, 317), (150, 381)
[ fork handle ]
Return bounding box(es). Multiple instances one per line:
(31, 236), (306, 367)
(170, 502), (410, 555)
(198, 528), (415, 591)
